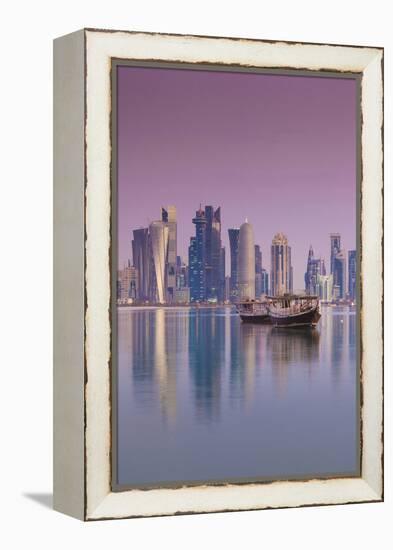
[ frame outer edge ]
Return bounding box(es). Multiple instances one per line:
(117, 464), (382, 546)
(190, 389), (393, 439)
(83, 29), (384, 520)
(53, 29), (86, 521)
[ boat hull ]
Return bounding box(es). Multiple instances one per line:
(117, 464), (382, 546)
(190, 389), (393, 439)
(239, 314), (271, 324)
(270, 307), (321, 328)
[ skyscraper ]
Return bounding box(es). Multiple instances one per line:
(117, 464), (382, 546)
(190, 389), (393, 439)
(189, 207), (207, 302)
(219, 246), (226, 302)
(238, 221), (255, 300)
(205, 206), (223, 301)
(304, 245), (326, 294)
(255, 244), (262, 298)
(224, 275), (231, 302)
(161, 206), (177, 303)
(348, 250), (357, 301)
(118, 262), (138, 301)
(149, 220), (169, 303)
(317, 274), (333, 302)
(132, 227), (150, 301)
(176, 255), (188, 289)
(334, 250), (347, 300)
(270, 233), (293, 296)
(261, 269), (269, 295)
(330, 233), (341, 275)
(228, 228), (240, 302)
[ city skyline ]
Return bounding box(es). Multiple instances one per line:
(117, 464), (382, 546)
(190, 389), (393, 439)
(117, 66), (357, 289)
(119, 202), (354, 304)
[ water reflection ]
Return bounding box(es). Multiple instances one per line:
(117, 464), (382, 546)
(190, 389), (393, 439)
(117, 306), (358, 484)
(188, 310), (224, 422)
(267, 328), (320, 394)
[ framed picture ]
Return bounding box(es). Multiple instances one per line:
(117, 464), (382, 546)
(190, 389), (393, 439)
(53, 28), (383, 520)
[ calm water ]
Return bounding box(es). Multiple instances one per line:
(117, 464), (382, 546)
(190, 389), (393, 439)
(116, 306), (359, 487)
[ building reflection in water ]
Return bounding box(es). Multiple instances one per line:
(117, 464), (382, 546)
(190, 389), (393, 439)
(123, 307), (354, 421)
(118, 306), (358, 485)
(123, 307), (356, 421)
(128, 309), (156, 404)
(126, 308), (179, 426)
(154, 308), (177, 426)
(188, 309), (224, 423)
(229, 319), (271, 409)
(318, 306), (354, 386)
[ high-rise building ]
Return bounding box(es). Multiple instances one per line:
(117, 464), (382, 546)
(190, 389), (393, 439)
(219, 246), (226, 302)
(330, 233), (341, 275)
(329, 232), (349, 300)
(132, 227), (150, 301)
(317, 274), (333, 302)
(261, 269), (269, 295)
(174, 287), (190, 303)
(255, 244), (262, 298)
(228, 228), (240, 302)
(334, 250), (347, 300)
(204, 206), (223, 302)
(304, 245), (326, 294)
(238, 221), (255, 300)
(270, 233), (293, 296)
(176, 255), (188, 289)
(189, 207), (207, 302)
(348, 250), (356, 301)
(149, 221), (169, 303)
(161, 206), (177, 303)
(224, 275), (231, 302)
(118, 262), (138, 301)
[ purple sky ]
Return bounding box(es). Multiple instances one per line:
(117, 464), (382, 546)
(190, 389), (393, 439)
(117, 65), (357, 289)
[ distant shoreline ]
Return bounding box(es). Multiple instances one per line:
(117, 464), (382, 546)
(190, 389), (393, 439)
(117, 302), (356, 310)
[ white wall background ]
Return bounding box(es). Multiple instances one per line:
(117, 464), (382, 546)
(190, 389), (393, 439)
(0, 1), (391, 548)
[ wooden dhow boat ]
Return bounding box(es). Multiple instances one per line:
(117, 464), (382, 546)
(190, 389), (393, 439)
(268, 294), (321, 328)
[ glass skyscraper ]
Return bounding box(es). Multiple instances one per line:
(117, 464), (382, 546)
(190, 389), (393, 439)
(132, 227), (150, 301)
(305, 245), (326, 295)
(348, 250), (356, 301)
(149, 221), (169, 303)
(161, 206), (177, 303)
(228, 228), (240, 302)
(205, 206), (223, 302)
(270, 233), (293, 296)
(255, 244), (262, 298)
(330, 233), (341, 276)
(334, 250), (347, 300)
(189, 207), (207, 302)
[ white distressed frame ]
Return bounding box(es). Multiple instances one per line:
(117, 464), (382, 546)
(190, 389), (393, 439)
(55, 29), (384, 520)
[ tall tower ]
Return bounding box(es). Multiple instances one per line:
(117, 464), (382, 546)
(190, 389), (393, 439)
(255, 244), (262, 298)
(334, 250), (347, 300)
(205, 206), (222, 301)
(348, 250), (356, 301)
(238, 221), (255, 300)
(304, 245), (324, 295)
(330, 233), (341, 275)
(189, 206), (207, 302)
(149, 221), (169, 303)
(219, 246), (226, 302)
(261, 269), (269, 295)
(228, 228), (240, 302)
(270, 233), (292, 296)
(304, 244), (314, 292)
(132, 227), (150, 301)
(161, 205), (177, 303)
